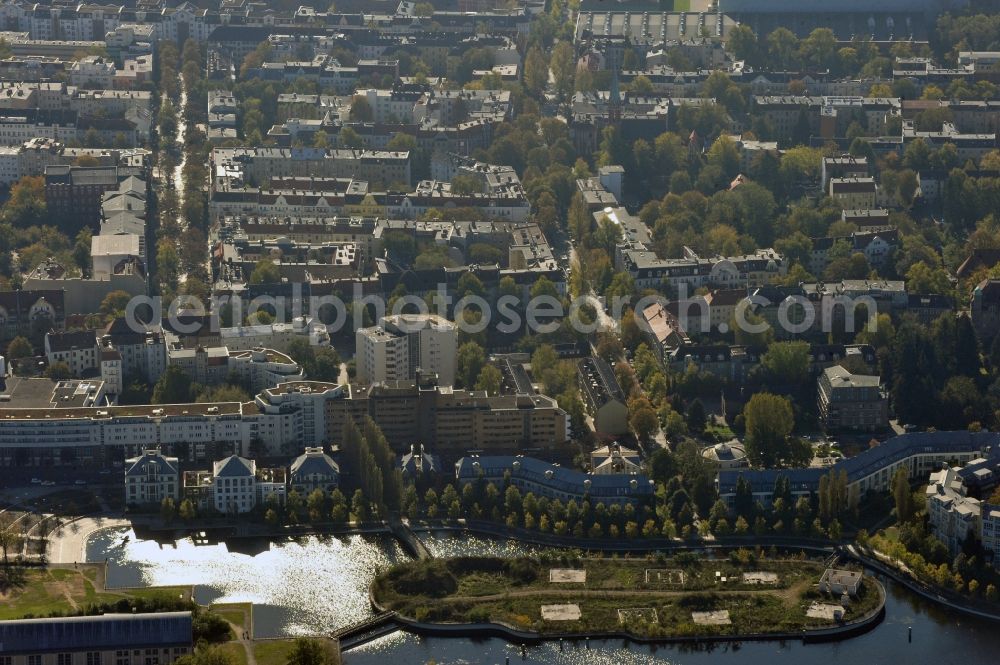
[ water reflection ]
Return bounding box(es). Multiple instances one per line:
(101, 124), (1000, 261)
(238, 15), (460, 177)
(419, 531), (542, 559)
(348, 632), (766, 665)
(87, 528), (408, 637)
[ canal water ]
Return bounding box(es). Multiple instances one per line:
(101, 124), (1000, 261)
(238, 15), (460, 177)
(87, 528), (1000, 664)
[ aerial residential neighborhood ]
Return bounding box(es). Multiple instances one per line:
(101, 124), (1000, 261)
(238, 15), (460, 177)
(2, 0), (1000, 663)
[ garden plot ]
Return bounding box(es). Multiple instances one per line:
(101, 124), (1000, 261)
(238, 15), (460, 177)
(549, 569), (586, 583)
(644, 568), (685, 586)
(691, 610), (732, 625)
(742, 572), (779, 585)
(806, 603), (844, 621)
(618, 607), (658, 625)
(541, 604), (581, 621)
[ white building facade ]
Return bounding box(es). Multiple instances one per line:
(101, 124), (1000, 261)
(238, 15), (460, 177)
(211, 455), (257, 514)
(124, 449), (180, 507)
(356, 314), (457, 386)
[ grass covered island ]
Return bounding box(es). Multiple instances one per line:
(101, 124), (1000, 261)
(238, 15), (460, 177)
(371, 551), (883, 640)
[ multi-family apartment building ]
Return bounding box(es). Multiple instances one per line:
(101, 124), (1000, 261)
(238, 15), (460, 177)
(330, 378), (569, 459)
(569, 90), (677, 155)
(902, 119), (997, 162)
(44, 164), (144, 228)
(0, 288), (65, 341)
(0, 395), (246, 468)
(809, 227), (898, 276)
(667, 342), (878, 387)
(44, 330), (100, 376)
(356, 314), (457, 386)
(820, 156), (869, 189)
(746, 279), (912, 338)
(620, 246), (786, 292)
(455, 455), (654, 507)
(972, 278), (1000, 339)
(927, 464), (982, 557)
(576, 356), (628, 437)
(165, 335), (303, 392)
(0, 370), (572, 468)
(288, 446), (340, 495)
(752, 96), (899, 138)
(212, 147), (412, 189)
(817, 366), (889, 432)
(720, 431), (996, 515)
(829, 177), (878, 209)
(168, 316), (331, 354)
(210, 455), (258, 514)
(125, 448), (180, 508)
(982, 501), (1000, 568)
(210, 174), (530, 223)
(0, 137), (143, 185)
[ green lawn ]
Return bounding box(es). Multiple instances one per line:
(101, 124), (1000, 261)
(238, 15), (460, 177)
(0, 568), (121, 619)
(253, 639), (339, 665)
(704, 422), (736, 442)
(253, 641), (297, 665)
(0, 567), (193, 621)
(129, 586), (192, 602)
(48, 569), (76, 582)
(215, 643), (248, 665)
(673, 0), (691, 11)
(211, 602), (251, 633)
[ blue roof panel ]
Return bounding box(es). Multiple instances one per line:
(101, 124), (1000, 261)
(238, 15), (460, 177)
(0, 612), (192, 654)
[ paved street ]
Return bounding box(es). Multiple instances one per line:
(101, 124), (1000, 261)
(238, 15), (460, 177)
(47, 515), (131, 564)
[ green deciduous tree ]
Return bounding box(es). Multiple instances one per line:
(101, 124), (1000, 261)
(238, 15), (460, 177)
(179, 499), (196, 521)
(474, 364), (503, 395)
(6, 336), (32, 361)
(287, 638), (338, 665)
(100, 290), (133, 317)
(893, 467), (914, 524)
(249, 258), (280, 284)
(456, 342), (486, 389)
(152, 365), (195, 404)
(523, 46), (548, 97)
(760, 340), (811, 386)
(349, 95), (373, 122)
(549, 42), (576, 102)
(45, 362), (72, 381)
(160, 497), (176, 522)
(743, 392), (795, 467)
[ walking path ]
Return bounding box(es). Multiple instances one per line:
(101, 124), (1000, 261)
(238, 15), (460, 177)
(222, 615), (257, 665)
(172, 77), (191, 284)
(389, 517), (432, 560)
(48, 516), (130, 564)
(447, 583), (807, 605)
(844, 544), (1000, 622)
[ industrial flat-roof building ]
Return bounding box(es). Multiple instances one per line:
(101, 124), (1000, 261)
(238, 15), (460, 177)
(0, 611), (192, 663)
